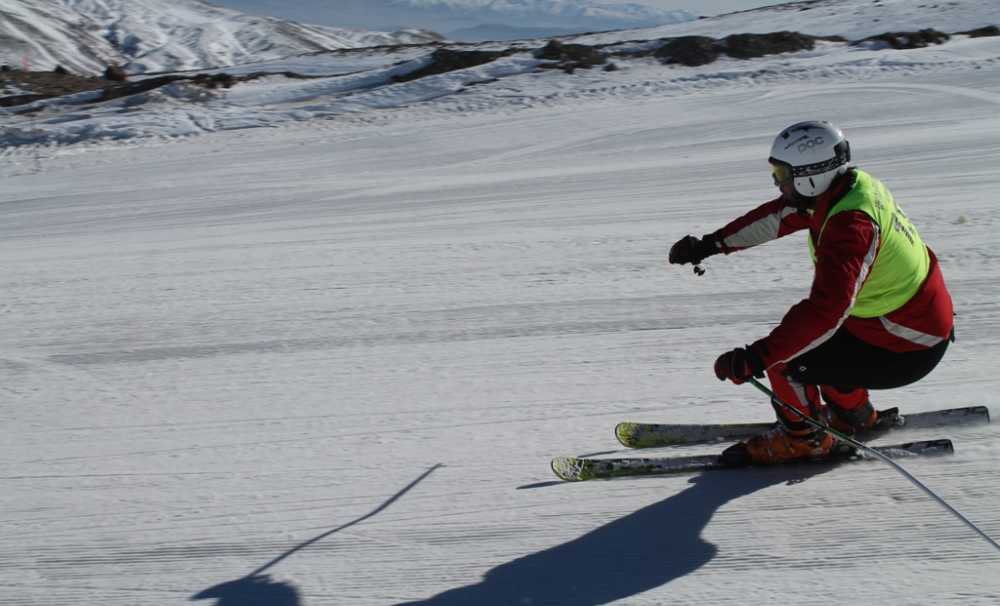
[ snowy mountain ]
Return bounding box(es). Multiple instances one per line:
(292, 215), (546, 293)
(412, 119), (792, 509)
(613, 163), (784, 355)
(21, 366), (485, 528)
(207, 0), (696, 41)
(575, 0), (1000, 42)
(398, 0), (696, 40)
(0, 0), (441, 75)
(391, 0), (692, 23)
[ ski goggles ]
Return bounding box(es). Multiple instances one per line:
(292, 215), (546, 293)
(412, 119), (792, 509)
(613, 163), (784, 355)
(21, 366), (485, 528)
(770, 160), (794, 186)
(768, 140), (851, 187)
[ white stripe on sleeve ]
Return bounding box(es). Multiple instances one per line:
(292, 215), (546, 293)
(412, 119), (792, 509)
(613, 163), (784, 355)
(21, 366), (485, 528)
(723, 206), (799, 250)
(776, 223), (880, 365)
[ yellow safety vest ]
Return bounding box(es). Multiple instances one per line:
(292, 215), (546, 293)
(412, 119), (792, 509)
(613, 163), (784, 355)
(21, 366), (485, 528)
(807, 170), (929, 318)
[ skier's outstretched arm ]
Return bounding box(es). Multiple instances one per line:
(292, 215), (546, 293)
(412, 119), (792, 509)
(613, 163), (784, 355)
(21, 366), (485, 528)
(712, 210), (879, 384)
(750, 211), (879, 370)
(668, 196), (809, 266)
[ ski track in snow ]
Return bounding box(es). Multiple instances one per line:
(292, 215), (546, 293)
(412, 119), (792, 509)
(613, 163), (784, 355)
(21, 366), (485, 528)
(2, 7), (1000, 606)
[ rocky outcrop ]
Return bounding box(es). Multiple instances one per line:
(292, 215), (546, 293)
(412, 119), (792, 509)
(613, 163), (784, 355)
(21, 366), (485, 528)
(961, 25), (1000, 38)
(393, 48), (511, 83)
(653, 36), (719, 66)
(104, 64), (128, 82)
(854, 29), (950, 49)
(535, 40), (606, 72)
(723, 31), (822, 59)
(653, 31), (824, 66)
(0, 69), (108, 105)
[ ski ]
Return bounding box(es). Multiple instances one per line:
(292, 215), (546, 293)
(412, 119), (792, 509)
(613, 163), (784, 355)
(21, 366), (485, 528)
(552, 438), (954, 482)
(615, 405), (989, 449)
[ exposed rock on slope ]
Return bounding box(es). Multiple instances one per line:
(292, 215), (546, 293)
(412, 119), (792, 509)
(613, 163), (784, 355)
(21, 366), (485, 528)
(854, 28), (951, 49)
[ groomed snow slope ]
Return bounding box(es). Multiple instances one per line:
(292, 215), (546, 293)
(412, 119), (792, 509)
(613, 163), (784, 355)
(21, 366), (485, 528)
(2, 2), (1000, 606)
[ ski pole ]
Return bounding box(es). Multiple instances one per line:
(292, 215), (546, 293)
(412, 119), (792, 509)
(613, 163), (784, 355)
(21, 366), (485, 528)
(747, 377), (1000, 553)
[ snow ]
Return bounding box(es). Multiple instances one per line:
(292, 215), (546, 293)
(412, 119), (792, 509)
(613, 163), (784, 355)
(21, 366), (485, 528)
(206, 0), (695, 40)
(8, 34), (1000, 147)
(575, 0), (1000, 42)
(2, 0), (1000, 604)
(4, 0), (1000, 149)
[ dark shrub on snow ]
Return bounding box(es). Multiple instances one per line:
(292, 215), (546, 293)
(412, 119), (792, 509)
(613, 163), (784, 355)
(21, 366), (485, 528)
(99, 75), (183, 102)
(723, 31), (818, 59)
(961, 25), (1000, 38)
(0, 69), (108, 106)
(654, 36), (720, 66)
(855, 29), (950, 49)
(537, 40), (605, 65)
(536, 40), (606, 73)
(192, 73), (236, 89)
(104, 64), (128, 81)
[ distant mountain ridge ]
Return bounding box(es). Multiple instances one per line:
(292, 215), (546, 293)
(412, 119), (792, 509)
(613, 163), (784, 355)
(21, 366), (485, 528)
(397, 0), (695, 40)
(202, 0), (696, 41)
(394, 0), (690, 21)
(447, 23), (589, 41)
(0, 0), (441, 75)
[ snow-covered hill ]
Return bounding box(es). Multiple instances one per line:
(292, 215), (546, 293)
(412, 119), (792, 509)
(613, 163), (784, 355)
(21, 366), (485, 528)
(3, 0), (998, 148)
(0, 0), (441, 75)
(576, 0), (1000, 42)
(208, 0), (695, 41)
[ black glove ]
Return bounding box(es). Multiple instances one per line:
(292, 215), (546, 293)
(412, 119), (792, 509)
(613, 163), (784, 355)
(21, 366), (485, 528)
(714, 346), (765, 385)
(669, 234), (719, 266)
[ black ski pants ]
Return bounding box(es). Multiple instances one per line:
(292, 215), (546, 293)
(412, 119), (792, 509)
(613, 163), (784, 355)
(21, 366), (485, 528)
(786, 325), (953, 391)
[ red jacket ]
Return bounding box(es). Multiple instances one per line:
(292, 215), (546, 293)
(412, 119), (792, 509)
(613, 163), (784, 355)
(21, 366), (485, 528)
(708, 170), (954, 370)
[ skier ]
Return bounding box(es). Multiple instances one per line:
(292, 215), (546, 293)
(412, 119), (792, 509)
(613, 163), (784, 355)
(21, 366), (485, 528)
(668, 120), (954, 464)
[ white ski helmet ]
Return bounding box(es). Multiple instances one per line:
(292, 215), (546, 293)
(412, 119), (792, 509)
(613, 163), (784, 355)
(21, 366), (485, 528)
(769, 121), (851, 198)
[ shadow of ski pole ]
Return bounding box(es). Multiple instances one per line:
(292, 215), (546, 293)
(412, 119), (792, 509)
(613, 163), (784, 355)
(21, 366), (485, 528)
(192, 463), (444, 606)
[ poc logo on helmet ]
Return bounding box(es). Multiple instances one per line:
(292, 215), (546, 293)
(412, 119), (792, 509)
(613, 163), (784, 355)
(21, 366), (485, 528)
(798, 136), (825, 152)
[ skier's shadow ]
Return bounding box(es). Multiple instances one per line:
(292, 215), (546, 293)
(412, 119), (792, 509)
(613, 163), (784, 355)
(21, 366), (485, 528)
(398, 464), (833, 606)
(191, 575), (300, 606)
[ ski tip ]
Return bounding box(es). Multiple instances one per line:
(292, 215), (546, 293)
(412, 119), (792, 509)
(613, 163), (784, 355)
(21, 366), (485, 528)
(893, 438), (955, 456)
(551, 457), (588, 482)
(615, 422), (687, 448)
(615, 422), (638, 447)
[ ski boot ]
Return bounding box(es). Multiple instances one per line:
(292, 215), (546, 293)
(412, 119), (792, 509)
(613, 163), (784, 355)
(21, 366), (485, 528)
(721, 423), (836, 466)
(821, 386), (882, 436)
(828, 400), (879, 435)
